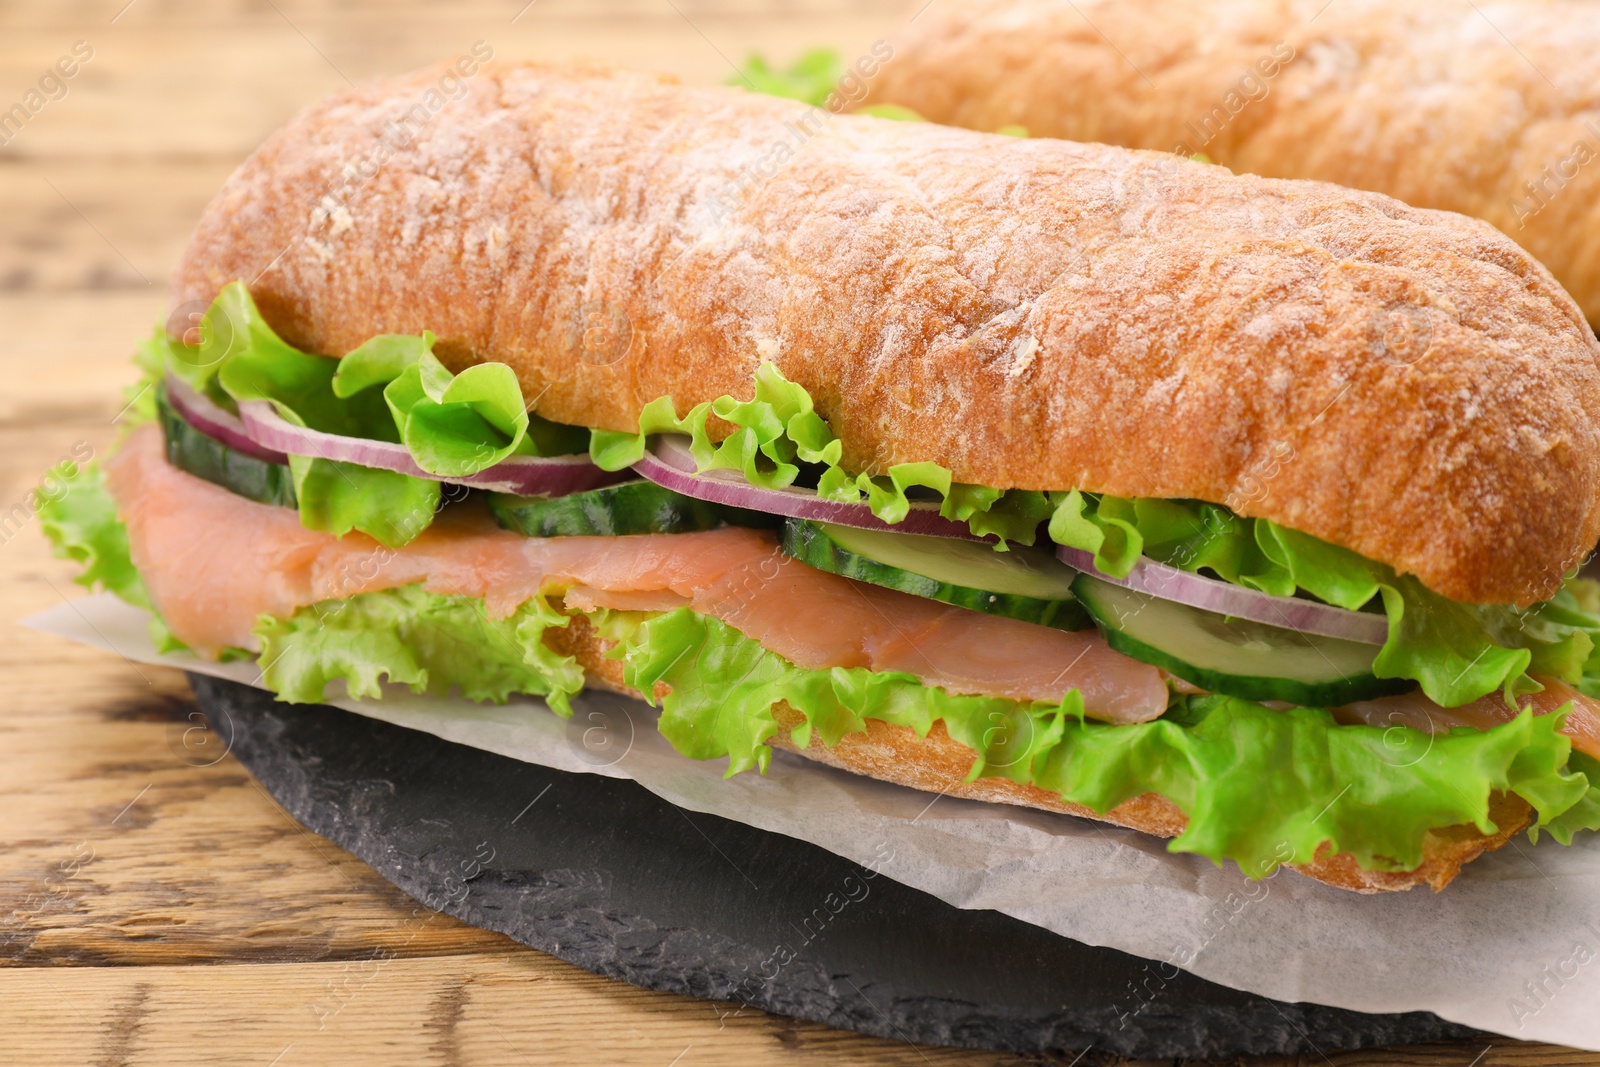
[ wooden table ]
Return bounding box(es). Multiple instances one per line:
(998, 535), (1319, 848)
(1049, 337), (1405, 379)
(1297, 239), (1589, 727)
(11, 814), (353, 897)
(1, 1), (1594, 1063)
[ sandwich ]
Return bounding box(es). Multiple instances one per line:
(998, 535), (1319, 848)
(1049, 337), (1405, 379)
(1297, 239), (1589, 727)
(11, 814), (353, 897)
(861, 0), (1600, 325)
(42, 60), (1600, 894)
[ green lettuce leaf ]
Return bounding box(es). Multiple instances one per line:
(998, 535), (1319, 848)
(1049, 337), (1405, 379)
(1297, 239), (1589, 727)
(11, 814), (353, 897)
(589, 362), (836, 485)
(151, 282), (580, 547)
(255, 585), (585, 711)
(603, 606), (1077, 781)
(1036, 695), (1589, 873)
(955, 488), (1055, 546)
(723, 53), (939, 127)
(588, 361), (1044, 545)
(1478, 583), (1600, 687)
(597, 606), (1599, 874)
(1046, 491), (1600, 709)
(729, 49), (845, 107)
(161, 284), (440, 546)
(1538, 753), (1600, 844)
(334, 332), (588, 474)
(36, 461), (184, 653)
(286, 457), (442, 547)
(1373, 577), (1536, 709)
(161, 280), (288, 402)
(123, 328), (168, 431)
(855, 103), (927, 122)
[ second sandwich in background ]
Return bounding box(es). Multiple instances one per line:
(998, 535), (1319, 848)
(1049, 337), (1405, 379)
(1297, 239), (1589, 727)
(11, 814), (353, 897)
(866, 0), (1600, 325)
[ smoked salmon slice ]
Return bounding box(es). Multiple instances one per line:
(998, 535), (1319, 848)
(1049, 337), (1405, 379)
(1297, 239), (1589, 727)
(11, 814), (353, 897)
(1338, 680), (1600, 760)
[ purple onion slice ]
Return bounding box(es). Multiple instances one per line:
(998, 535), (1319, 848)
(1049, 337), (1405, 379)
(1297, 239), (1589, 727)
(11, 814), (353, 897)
(635, 435), (980, 539)
(235, 399), (625, 496)
(164, 374), (288, 464)
(1054, 546), (1390, 645)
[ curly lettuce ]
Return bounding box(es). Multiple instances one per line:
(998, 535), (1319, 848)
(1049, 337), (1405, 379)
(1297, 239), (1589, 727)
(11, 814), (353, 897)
(36, 461), (185, 653)
(726, 51), (932, 125)
(588, 361), (1049, 545)
(152, 282), (582, 547)
(599, 606), (1600, 874)
(221, 583), (1600, 875)
(1047, 492), (1600, 709)
(598, 606), (1079, 782)
(728, 49), (847, 107)
(254, 585), (584, 711)
(332, 332), (588, 474)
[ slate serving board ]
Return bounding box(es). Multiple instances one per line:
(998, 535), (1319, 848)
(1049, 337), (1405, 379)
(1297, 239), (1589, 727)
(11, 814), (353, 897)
(191, 673), (1477, 1059)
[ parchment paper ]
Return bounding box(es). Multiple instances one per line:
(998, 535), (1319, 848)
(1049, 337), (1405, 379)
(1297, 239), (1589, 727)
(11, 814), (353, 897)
(25, 593), (1600, 1050)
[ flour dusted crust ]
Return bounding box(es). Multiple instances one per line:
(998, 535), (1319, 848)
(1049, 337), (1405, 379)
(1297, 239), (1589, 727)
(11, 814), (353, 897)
(869, 0), (1600, 323)
(549, 613), (1531, 893)
(170, 61), (1600, 606)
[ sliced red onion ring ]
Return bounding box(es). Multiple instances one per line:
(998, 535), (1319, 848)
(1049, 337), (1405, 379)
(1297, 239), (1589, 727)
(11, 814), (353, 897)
(236, 399), (624, 496)
(164, 373), (288, 464)
(1054, 546), (1390, 645)
(636, 435), (981, 539)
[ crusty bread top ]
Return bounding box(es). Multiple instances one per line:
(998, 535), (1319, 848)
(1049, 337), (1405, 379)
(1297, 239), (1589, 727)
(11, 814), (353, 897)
(867, 0), (1600, 323)
(171, 62), (1600, 606)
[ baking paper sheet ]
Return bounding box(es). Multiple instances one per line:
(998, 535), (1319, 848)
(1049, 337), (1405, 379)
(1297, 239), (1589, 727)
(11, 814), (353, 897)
(26, 593), (1600, 1050)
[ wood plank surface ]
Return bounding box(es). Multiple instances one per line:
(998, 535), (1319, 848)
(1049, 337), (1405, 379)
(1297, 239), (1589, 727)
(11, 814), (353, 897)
(1, 1), (1596, 1064)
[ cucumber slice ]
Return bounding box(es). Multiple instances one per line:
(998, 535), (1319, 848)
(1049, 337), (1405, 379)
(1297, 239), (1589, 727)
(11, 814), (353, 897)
(1072, 574), (1412, 705)
(488, 480), (776, 537)
(781, 519), (1091, 630)
(158, 391), (296, 508)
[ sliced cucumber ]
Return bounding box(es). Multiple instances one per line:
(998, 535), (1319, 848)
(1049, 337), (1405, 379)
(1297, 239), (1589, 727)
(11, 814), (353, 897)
(158, 391), (296, 508)
(781, 519), (1092, 630)
(1072, 574), (1412, 705)
(488, 480), (776, 537)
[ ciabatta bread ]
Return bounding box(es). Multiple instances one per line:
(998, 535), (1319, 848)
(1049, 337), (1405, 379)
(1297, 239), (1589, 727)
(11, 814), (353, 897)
(868, 0), (1600, 322)
(171, 61), (1600, 606)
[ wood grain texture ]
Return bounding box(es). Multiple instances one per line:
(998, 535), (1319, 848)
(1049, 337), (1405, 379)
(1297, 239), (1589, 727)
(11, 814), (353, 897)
(0, 0), (1595, 1064)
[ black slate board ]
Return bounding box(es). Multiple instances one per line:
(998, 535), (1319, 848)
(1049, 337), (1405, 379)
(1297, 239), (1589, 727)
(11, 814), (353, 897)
(190, 673), (1478, 1059)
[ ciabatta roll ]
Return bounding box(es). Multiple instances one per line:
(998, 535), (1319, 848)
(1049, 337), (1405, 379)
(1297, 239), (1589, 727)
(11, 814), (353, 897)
(867, 0), (1600, 323)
